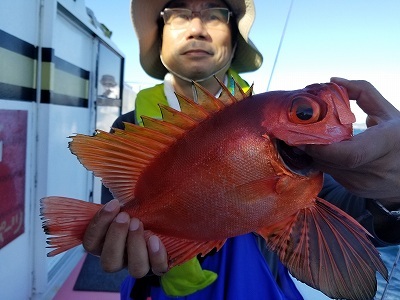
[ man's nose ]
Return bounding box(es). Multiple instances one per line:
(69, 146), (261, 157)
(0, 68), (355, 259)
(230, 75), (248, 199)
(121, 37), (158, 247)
(187, 17), (208, 36)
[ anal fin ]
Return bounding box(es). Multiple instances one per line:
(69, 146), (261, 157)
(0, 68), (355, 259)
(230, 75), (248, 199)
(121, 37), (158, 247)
(144, 230), (226, 268)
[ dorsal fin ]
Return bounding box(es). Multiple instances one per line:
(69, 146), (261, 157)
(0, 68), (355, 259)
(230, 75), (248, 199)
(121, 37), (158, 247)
(112, 128), (170, 152)
(233, 79), (253, 100)
(141, 116), (186, 138)
(158, 104), (198, 130)
(192, 81), (226, 112)
(122, 122), (176, 146)
(245, 83), (254, 97)
(214, 76), (238, 106)
(69, 78), (251, 205)
(175, 93), (210, 122)
(69, 130), (157, 204)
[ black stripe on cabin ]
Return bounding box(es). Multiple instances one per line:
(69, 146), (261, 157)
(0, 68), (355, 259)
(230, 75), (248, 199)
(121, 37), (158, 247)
(41, 90), (88, 107)
(0, 82), (36, 101)
(0, 31), (89, 106)
(42, 48), (90, 80)
(0, 29), (36, 59)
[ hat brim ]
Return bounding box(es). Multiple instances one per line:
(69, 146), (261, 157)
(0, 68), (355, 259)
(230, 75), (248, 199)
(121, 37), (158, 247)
(131, 0), (263, 79)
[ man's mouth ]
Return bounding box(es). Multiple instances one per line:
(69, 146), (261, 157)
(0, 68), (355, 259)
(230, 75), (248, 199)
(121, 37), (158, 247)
(183, 49), (212, 56)
(181, 42), (213, 56)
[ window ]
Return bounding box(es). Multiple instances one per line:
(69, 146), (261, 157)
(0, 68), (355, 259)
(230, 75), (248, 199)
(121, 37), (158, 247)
(97, 43), (123, 104)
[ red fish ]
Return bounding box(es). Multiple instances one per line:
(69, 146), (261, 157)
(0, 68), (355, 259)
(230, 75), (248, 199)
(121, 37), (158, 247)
(41, 80), (387, 300)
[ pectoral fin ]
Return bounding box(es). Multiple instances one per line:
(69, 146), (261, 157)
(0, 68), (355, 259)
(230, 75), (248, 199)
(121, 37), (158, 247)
(257, 197), (388, 300)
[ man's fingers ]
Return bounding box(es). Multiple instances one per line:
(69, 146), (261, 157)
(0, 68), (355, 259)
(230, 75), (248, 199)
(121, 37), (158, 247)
(148, 235), (168, 276)
(331, 77), (383, 104)
(126, 222), (168, 278)
(100, 212), (130, 272)
(331, 77), (399, 120)
(305, 125), (391, 168)
(126, 218), (151, 278)
(83, 200), (169, 278)
(82, 199), (120, 255)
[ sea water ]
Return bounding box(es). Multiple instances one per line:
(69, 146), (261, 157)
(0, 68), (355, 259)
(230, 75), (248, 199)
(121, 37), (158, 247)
(375, 245), (400, 300)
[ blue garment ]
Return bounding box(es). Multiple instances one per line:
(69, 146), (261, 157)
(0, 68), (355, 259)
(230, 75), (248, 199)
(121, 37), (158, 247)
(120, 233), (303, 300)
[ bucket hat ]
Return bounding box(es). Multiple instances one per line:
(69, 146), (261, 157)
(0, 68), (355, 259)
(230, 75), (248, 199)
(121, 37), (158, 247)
(131, 0), (263, 79)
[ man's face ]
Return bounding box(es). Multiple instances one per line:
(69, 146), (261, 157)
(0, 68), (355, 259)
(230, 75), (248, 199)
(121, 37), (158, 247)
(160, 0), (233, 81)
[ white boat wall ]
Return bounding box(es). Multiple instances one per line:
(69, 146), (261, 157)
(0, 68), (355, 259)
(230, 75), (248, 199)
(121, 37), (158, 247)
(0, 1), (127, 298)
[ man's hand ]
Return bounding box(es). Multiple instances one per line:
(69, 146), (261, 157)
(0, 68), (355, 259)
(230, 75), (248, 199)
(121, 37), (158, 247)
(82, 199), (168, 277)
(305, 78), (400, 209)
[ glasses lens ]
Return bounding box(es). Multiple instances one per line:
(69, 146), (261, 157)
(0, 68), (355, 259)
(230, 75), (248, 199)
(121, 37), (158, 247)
(201, 8), (230, 26)
(163, 9), (191, 29)
(162, 8), (231, 29)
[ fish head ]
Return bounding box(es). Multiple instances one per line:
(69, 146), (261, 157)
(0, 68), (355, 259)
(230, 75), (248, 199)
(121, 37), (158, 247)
(261, 82), (356, 146)
(258, 82), (355, 176)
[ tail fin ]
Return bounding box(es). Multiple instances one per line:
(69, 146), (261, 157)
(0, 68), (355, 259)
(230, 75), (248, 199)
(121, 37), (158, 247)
(40, 196), (102, 256)
(258, 197), (388, 300)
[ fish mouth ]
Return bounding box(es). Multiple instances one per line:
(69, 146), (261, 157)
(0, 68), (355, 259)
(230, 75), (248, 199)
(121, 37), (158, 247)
(275, 139), (318, 177)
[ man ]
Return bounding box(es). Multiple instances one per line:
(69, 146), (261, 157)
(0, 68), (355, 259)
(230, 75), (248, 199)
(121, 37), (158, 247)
(84, 0), (400, 299)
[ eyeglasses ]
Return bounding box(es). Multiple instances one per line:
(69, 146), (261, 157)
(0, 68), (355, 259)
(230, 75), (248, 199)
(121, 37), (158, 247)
(160, 8), (232, 30)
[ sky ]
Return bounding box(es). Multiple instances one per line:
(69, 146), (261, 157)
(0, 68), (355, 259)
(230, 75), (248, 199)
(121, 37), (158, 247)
(85, 0), (400, 124)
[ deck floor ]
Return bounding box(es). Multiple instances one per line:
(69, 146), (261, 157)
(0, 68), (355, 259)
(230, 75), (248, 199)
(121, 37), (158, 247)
(53, 254), (119, 300)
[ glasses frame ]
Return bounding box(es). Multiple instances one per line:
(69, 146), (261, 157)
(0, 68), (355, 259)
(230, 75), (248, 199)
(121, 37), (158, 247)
(160, 7), (233, 29)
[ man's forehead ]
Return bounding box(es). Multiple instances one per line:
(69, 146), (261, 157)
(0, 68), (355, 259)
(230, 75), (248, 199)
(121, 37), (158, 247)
(166, 0), (228, 9)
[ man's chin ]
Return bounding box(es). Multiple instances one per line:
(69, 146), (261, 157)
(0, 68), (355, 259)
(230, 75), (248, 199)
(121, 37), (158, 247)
(183, 65), (228, 81)
(179, 69), (213, 81)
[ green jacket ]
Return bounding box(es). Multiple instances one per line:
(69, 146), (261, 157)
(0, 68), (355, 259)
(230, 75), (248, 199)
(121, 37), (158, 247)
(135, 69), (250, 126)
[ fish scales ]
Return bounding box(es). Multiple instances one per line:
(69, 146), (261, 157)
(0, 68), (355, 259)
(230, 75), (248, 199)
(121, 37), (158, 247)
(132, 96), (293, 240)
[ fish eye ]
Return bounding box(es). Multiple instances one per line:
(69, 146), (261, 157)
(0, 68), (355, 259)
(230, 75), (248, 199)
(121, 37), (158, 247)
(289, 97), (322, 124)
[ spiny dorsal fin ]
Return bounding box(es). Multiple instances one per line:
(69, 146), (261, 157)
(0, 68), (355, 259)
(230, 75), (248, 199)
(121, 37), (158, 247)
(192, 81), (226, 112)
(233, 80), (253, 100)
(69, 78), (251, 205)
(175, 93), (210, 122)
(122, 122), (177, 146)
(214, 76), (238, 106)
(233, 80), (247, 100)
(112, 127), (169, 152)
(158, 104), (198, 130)
(141, 115), (186, 138)
(245, 83), (254, 97)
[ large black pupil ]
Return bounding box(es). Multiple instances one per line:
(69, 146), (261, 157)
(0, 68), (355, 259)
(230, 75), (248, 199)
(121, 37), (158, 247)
(296, 105), (313, 120)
